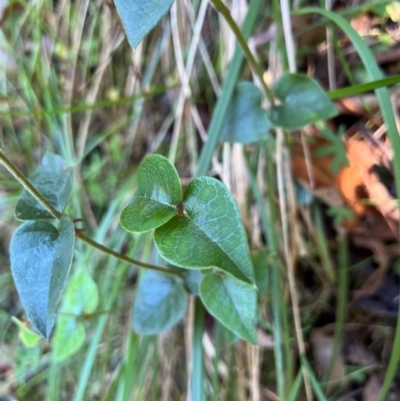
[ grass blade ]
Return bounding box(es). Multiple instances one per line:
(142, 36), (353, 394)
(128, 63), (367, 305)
(294, 9), (400, 400)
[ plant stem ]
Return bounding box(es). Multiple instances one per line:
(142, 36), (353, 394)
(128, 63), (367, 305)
(0, 149), (62, 219)
(76, 232), (180, 276)
(209, 0), (275, 104)
(0, 149), (181, 278)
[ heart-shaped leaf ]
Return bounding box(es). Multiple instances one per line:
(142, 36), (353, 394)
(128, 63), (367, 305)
(53, 316), (85, 362)
(15, 153), (73, 220)
(133, 270), (187, 334)
(53, 267), (98, 361)
(61, 267), (99, 315)
(10, 216), (75, 338)
(268, 73), (337, 130)
(114, 0), (175, 50)
(220, 81), (271, 144)
(120, 154), (182, 233)
(155, 177), (254, 284)
(200, 273), (257, 343)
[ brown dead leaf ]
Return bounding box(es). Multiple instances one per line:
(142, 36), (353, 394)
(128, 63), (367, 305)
(335, 95), (378, 116)
(291, 15), (326, 48)
(310, 326), (346, 384)
(350, 13), (374, 36)
(362, 375), (381, 401)
(291, 130), (398, 239)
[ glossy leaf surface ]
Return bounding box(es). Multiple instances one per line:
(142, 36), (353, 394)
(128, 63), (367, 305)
(120, 154), (182, 233)
(155, 177), (254, 284)
(220, 81), (271, 144)
(15, 153), (73, 220)
(200, 273), (257, 343)
(268, 73), (337, 130)
(10, 217), (75, 338)
(114, 0), (175, 49)
(133, 270), (187, 334)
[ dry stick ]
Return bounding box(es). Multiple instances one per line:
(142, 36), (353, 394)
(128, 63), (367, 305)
(66, 0), (89, 154)
(185, 0), (223, 175)
(73, 8), (121, 231)
(250, 344), (260, 401)
(0, 150), (181, 278)
(76, 6), (116, 159)
(185, 0), (221, 95)
(279, 0), (313, 398)
(326, 0), (336, 90)
(168, 2), (188, 164)
(168, 0), (209, 164)
(280, 0), (296, 74)
(169, 2), (214, 399)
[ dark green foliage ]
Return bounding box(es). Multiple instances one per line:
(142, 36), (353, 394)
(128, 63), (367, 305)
(10, 217), (75, 338)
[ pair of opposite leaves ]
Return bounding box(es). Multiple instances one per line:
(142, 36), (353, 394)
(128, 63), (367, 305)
(120, 155), (254, 285)
(121, 155), (257, 343)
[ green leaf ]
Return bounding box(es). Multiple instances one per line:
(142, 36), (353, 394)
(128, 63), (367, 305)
(120, 154), (182, 233)
(314, 127), (349, 174)
(10, 216), (75, 338)
(183, 270), (203, 296)
(15, 153), (73, 220)
(167, 264), (204, 295)
(200, 273), (257, 343)
(268, 73), (337, 130)
(155, 177), (254, 284)
(114, 0), (175, 50)
(328, 75), (400, 100)
(220, 81), (271, 144)
(53, 316), (85, 362)
(12, 316), (41, 347)
(252, 249), (269, 295)
(61, 267), (99, 315)
(53, 268), (98, 361)
(133, 270), (187, 335)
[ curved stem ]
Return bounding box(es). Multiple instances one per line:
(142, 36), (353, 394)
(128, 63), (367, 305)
(210, 0), (275, 104)
(77, 232), (181, 276)
(0, 150), (181, 278)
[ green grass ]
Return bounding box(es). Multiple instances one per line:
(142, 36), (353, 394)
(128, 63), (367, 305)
(1, 0), (400, 400)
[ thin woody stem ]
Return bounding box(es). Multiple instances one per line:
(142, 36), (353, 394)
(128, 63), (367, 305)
(0, 149), (181, 278)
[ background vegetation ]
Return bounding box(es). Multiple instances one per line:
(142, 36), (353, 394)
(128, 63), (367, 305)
(1, 0), (400, 400)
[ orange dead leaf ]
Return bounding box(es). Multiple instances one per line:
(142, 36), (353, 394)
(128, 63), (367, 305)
(291, 131), (398, 239)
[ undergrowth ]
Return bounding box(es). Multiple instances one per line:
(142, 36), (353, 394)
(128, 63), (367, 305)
(1, 0), (400, 400)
